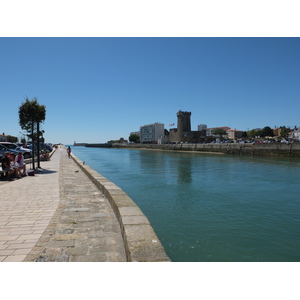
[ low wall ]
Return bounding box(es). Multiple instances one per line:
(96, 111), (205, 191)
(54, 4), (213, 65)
(111, 142), (300, 157)
(70, 153), (171, 262)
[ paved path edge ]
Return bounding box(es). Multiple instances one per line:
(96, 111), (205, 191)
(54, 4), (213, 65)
(23, 149), (68, 262)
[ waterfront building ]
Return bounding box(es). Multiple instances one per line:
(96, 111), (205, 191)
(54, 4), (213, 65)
(169, 110), (206, 143)
(226, 129), (244, 140)
(198, 124), (207, 131)
(140, 122), (164, 143)
(0, 133), (8, 142)
(205, 127), (231, 137)
(130, 131), (141, 137)
(291, 126), (300, 140)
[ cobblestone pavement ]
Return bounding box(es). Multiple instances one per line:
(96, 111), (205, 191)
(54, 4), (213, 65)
(0, 146), (126, 262)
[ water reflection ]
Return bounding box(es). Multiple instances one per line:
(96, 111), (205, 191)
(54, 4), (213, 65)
(72, 147), (300, 262)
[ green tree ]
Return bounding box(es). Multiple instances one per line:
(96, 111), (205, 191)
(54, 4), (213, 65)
(7, 135), (18, 143)
(212, 128), (227, 138)
(247, 129), (257, 138)
(280, 126), (290, 138)
(19, 97), (46, 169)
(261, 126), (274, 138)
(129, 134), (140, 143)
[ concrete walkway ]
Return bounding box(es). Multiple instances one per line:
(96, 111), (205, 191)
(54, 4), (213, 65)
(0, 146), (126, 262)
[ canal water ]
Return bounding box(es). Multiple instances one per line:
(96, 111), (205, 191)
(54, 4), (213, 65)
(71, 146), (300, 262)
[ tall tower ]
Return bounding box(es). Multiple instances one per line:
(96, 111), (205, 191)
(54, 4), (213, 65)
(177, 110), (191, 142)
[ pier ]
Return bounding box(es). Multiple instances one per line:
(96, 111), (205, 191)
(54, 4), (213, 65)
(0, 146), (170, 262)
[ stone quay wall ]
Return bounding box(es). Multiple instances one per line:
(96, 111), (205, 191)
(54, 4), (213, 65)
(109, 142), (300, 157)
(70, 153), (171, 262)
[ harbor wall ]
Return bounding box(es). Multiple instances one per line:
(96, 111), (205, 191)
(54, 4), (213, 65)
(108, 142), (300, 157)
(70, 153), (171, 262)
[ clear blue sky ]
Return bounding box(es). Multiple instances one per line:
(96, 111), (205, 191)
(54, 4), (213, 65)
(1, 37), (299, 144)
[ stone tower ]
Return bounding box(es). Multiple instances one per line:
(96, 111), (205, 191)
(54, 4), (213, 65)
(176, 110), (191, 142)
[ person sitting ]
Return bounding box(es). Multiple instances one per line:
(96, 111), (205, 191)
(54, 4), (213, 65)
(9, 153), (22, 179)
(43, 148), (50, 160)
(40, 148), (50, 161)
(1, 152), (16, 179)
(15, 151), (27, 176)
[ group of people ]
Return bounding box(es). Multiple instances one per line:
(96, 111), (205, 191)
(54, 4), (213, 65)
(39, 148), (50, 161)
(1, 151), (27, 179)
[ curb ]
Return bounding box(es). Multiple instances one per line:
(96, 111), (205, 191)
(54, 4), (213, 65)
(70, 153), (171, 262)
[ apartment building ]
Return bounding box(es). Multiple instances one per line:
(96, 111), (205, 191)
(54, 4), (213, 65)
(291, 127), (300, 139)
(0, 134), (8, 142)
(198, 124), (207, 131)
(226, 129), (244, 140)
(205, 127), (231, 137)
(140, 123), (164, 143)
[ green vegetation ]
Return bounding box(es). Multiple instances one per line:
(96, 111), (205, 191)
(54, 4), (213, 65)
(18, 97), (46, 168)
(129, 134), (140, 143)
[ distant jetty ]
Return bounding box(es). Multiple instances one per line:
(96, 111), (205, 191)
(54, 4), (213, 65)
(74, 143), (112, 148)
(73, 143), (88, 146)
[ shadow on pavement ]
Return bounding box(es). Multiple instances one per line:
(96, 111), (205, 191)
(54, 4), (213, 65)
(35, 168), (57, 174)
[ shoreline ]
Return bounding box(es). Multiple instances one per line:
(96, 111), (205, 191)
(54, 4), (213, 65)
(119, 146), (225, 155)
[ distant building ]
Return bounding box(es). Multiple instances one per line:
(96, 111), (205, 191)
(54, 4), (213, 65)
(291, 126), (300, 139)
(205, 127), (231, 137)
(140, 123), (164, 143)
(0, 134), (8, 142)
(198, 124), (207, 131)
(130, 131), (140, 137)
(169, 110), (206, 143)
(226, 129), (244, 140)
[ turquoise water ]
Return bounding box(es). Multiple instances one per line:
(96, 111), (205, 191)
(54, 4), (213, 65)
(71, 146), (300, 262)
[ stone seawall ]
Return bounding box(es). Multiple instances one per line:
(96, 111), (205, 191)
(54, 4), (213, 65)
(110, 142), (300, 157)
(70, 153), (171, 262)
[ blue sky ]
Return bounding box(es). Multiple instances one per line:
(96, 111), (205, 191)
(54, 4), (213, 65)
(1, 37), (299, 145)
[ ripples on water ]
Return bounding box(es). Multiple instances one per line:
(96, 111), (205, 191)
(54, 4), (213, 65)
(71, 147), (300, 262)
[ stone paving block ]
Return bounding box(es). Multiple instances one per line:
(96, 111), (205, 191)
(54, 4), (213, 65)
(3, 255), (27, 262)
(46, 240), (76, 248)
(0, 249), (15, 256)
(13, 248), (32, 255)
(70, 253), (108, 262)
(7, 242), (36, 250)
(0, 235), (19, 241)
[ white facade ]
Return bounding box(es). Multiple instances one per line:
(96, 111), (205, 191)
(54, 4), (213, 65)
(198, 124), (207, 131)
(226, 129), (244, 140)
(140, 123), (164, 143)
(0, 134), (8, 142)
(130, 131), (140, 137)
(206, 127), (231, 137)
(291, 127), (300, 139)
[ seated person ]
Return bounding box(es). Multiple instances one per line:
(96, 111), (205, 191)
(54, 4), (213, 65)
(9, 153), (21, 178)
(39, 149), (50, 161)
(15, 151), (27, 176)
(43, 148), (50, 160)
(1, 151), (15, 178)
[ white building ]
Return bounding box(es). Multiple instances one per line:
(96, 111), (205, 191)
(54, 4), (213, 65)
(198, 124), (207, 131)
(205, 127), (231, 137)
(130, 131), (140, 137)
(291, 127), (300, 140)
(226, 129), (244, 140)
(140, 123), (164, 143)
(0, 134), (8, 142)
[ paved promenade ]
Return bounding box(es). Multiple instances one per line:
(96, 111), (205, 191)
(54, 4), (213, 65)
(0, 146), (126, 262)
